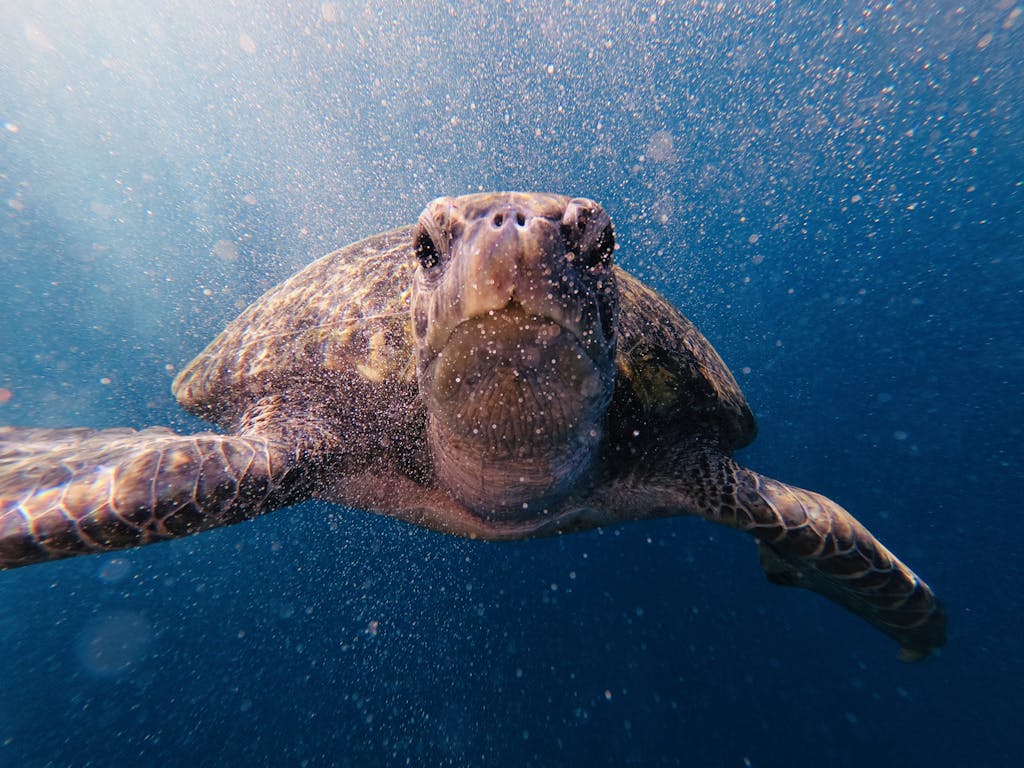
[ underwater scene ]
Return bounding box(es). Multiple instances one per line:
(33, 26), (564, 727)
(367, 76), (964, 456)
(0, 1), (1021, 766)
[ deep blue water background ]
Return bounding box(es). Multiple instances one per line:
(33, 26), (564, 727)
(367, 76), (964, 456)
(1, 1), (1021, 766)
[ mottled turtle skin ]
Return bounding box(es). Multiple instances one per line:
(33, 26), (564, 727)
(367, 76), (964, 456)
(0, 192), (945, 660)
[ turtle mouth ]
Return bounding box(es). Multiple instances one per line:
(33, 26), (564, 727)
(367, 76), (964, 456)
(428, 307), (604, 425)
(428, 299), (601, 372)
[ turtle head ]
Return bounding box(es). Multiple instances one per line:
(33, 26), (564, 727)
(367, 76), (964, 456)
(411, 192), (618, 522)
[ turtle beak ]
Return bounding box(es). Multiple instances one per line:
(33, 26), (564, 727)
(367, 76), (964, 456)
(456, 202), (564, 319)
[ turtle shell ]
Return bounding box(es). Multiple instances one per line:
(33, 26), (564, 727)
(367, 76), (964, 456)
(173, 225), (755, 450)
(611, 270), (756, 450)
(173, 226), (419, 431)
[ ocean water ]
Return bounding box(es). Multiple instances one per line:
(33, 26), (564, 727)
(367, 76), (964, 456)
(0, 1), (1020, 766)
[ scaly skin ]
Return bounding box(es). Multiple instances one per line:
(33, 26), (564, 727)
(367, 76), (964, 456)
(0, 426), (305, 568)
(0, 425), (946, 656)
(745, 474), (944, 660)
(605, 442), (946, 658)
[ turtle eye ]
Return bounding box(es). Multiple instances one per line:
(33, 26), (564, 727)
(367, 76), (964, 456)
(574, 222), (615, 271)
(591, 223), (615, 268)
(560, 207), (589, 250)
(562, 200), (614, 271)
(415, 230), (441, 270)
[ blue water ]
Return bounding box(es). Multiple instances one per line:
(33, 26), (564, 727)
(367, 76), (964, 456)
(1, 1), (1021, 766)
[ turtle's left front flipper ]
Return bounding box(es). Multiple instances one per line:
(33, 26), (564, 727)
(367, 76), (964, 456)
(0, 426), (307, 570)
(739, 473), (947, 661)
(624, 445), (946, 660)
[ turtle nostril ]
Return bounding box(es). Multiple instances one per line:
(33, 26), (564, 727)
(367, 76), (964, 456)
(492, 209), (528, 228)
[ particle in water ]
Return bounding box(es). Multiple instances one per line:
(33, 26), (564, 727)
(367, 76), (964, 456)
(98, 557), (132, 583)
(212, 239), (240, 262)
(76, 611), (152, 676)
(321, 3), (339, 23)
(239, 33), (257, 54)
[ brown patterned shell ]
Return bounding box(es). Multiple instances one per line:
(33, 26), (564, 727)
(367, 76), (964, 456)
(173, 225), (755, 450)
(612, 270), (756, 450)
(173, 226), (419, 431)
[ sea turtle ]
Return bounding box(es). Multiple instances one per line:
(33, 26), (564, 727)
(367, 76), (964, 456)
(0, 192), (945, 659)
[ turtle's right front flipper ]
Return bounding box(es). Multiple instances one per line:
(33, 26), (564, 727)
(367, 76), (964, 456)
(0, 426), (307, 570)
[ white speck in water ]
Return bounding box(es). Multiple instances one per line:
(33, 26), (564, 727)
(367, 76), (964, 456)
(97, 558), (131, 583)
(76, 611), (152, 677)
(320, 2), (339, 23)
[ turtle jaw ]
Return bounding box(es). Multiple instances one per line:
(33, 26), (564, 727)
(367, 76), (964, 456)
(420, 308), (614, 520)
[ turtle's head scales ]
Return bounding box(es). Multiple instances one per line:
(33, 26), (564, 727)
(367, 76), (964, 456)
(411, 192), (618, 368)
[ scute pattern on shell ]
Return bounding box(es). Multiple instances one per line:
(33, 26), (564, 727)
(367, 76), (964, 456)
(174, 226), (418, 428)
(613, 269), (756, 449)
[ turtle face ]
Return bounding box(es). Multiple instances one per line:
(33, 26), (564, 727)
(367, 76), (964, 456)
(411, 192), (618, 521)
